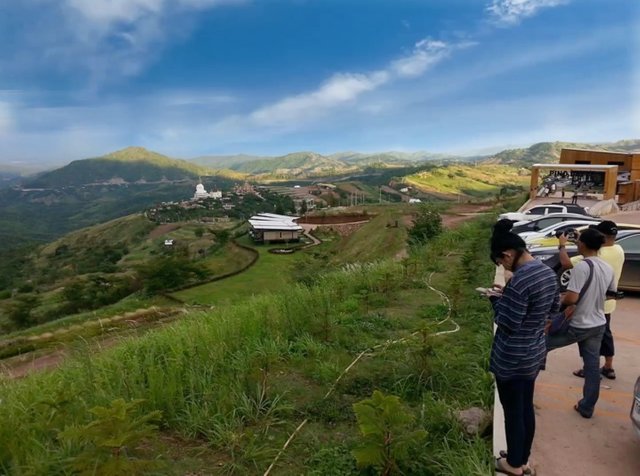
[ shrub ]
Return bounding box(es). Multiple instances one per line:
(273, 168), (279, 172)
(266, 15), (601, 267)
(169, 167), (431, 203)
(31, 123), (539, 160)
(407, 204), (442, 246)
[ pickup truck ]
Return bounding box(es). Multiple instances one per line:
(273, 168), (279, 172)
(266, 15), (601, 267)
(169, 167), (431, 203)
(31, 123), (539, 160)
(499, 203), (590, 222)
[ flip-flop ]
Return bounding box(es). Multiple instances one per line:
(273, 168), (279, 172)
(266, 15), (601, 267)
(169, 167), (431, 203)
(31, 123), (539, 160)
(498, 451), (536, 475)
(495, 457), (524, 476)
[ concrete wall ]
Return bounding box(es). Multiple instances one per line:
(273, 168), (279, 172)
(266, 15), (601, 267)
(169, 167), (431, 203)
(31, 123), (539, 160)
(262, 230), (300, 242)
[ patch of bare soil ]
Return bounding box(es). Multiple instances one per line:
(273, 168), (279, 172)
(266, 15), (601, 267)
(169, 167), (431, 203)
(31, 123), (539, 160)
(2, 348), (68, 379)
(441, 203), (493, 228)
(323, 222), (368, 237)
(0, 310), (184, 380)
(148, 223), (181, 239)
(404, 203), (493, 229)
(299, 214), (371, 225)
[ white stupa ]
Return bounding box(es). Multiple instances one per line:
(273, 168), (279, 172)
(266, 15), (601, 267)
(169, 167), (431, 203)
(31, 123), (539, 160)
(194, 183), (209, 199)
(193, 182), (222, 200)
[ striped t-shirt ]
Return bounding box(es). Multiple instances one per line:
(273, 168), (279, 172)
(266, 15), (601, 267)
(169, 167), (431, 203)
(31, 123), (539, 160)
(490, 259), (559, 381)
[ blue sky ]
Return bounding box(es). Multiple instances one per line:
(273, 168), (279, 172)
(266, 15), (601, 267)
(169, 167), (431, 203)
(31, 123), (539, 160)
(0, 0), (638, 165)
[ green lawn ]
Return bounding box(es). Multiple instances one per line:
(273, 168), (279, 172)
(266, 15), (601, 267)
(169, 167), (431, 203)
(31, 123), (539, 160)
(171, 235), (301, 305)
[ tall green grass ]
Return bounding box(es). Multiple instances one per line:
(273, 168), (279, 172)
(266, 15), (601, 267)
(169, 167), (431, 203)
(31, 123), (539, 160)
(0, 217), (497, 475)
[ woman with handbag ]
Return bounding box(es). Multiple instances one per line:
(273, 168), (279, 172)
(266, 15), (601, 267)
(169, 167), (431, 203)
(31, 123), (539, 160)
(489, 220), (559, 476)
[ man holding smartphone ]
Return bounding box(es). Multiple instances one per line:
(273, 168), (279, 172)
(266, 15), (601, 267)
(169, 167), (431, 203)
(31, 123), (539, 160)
(549, 228), (616, 418)
(558, 221), (625, 380)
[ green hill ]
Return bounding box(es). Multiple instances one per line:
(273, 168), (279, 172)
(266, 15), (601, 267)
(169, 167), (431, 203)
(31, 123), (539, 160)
(24, 147), (215, 188)
(405, 164), (529, 198)
(0, 147), (247, 246)
(482, 139), (640, 166)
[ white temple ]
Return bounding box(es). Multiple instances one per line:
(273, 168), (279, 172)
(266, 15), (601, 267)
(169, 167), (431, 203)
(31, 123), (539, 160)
(193, 183), (222, 200)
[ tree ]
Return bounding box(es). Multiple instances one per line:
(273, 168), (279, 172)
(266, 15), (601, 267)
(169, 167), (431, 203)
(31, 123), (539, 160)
(300, 200), (308, 215)
(6, 293), (40, 329)
(352, 391), (427, 475)
(407, 203), (442, 246)
(138, 256), (208, 294)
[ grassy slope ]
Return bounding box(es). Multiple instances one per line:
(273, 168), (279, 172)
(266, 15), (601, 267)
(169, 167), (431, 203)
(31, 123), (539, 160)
(330, 209), (408, 263)
(0, 212), (497, 475)
(405, 164), (529, 197)
(171, 235), (301, 306)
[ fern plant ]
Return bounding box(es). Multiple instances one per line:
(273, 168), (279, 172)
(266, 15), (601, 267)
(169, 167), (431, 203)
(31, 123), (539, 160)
(59, 399), (162, 476)
(352, 390), (427, 475)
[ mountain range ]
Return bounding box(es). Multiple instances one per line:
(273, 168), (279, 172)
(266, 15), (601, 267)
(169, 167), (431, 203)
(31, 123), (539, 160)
(0, 139), (638, 248)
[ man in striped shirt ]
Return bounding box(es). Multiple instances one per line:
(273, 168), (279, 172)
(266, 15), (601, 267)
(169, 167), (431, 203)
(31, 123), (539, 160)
(490, 220), (559, 476)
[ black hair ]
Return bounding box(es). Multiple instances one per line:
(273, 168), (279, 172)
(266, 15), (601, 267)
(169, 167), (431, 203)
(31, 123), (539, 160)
(490, 219), (527, 265)
(578, 228), (605, 251)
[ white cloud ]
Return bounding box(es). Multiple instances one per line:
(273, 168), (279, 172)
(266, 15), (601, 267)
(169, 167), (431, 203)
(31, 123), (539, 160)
(64, 0), (245, 27)
(18, 0), (249, 85)
(487, 0), (570, 25)
(248, 71), (389, 127)
(217, 38), (457, 133)
(391, 40), (451, 78)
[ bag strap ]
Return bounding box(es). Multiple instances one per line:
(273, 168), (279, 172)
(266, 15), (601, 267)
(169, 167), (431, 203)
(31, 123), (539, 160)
(576, 259), (594, 304)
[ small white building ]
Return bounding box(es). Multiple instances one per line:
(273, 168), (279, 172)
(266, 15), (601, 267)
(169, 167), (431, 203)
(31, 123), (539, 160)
(408, 198), (422, 204)
(248, 213), (303, 243)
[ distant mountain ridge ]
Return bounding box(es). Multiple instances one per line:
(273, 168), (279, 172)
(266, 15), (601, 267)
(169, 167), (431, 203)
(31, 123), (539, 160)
(481, 139), (640, 166)
(24, 146), (243, 188)
(190, 139), (640, 176)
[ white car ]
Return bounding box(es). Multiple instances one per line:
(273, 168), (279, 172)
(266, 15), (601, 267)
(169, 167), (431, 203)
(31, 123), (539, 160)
(499, 203), (590, 222)
(519, 219), (600, 242)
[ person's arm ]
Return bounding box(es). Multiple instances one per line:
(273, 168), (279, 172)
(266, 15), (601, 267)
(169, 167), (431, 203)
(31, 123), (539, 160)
(562, 290), (579, 306)
(558, 233), (573, 270)
(494, 284), (528, 335)
(607, 268), (617, 292)
(562, 261), (587, 306)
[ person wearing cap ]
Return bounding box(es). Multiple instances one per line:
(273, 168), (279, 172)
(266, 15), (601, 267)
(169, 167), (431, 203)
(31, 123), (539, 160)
(558, 220), (624, 380)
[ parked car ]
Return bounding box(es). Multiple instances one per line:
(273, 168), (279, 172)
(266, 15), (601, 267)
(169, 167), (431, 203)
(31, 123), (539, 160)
(526, 223), (640, 250)
(529, 230), (640, 292)
(499, 203), (590, 222)
(632, 376), (640, 439)
(519, 219), (600, 242)
(511, 213), (599, 234)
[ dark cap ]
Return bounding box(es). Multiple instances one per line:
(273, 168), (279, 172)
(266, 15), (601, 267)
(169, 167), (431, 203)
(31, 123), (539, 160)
(594, 220), (618, 236)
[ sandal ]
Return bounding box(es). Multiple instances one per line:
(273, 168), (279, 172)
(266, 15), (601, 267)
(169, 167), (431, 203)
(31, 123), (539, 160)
(495, 457), (524, 476)
(600, 367), (616, 379)
(499, 451), (536, 475)
(572, 368), (602, 380)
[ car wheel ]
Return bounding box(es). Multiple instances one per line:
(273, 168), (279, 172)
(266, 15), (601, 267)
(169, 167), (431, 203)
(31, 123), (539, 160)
(559, 268), (572, 290)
